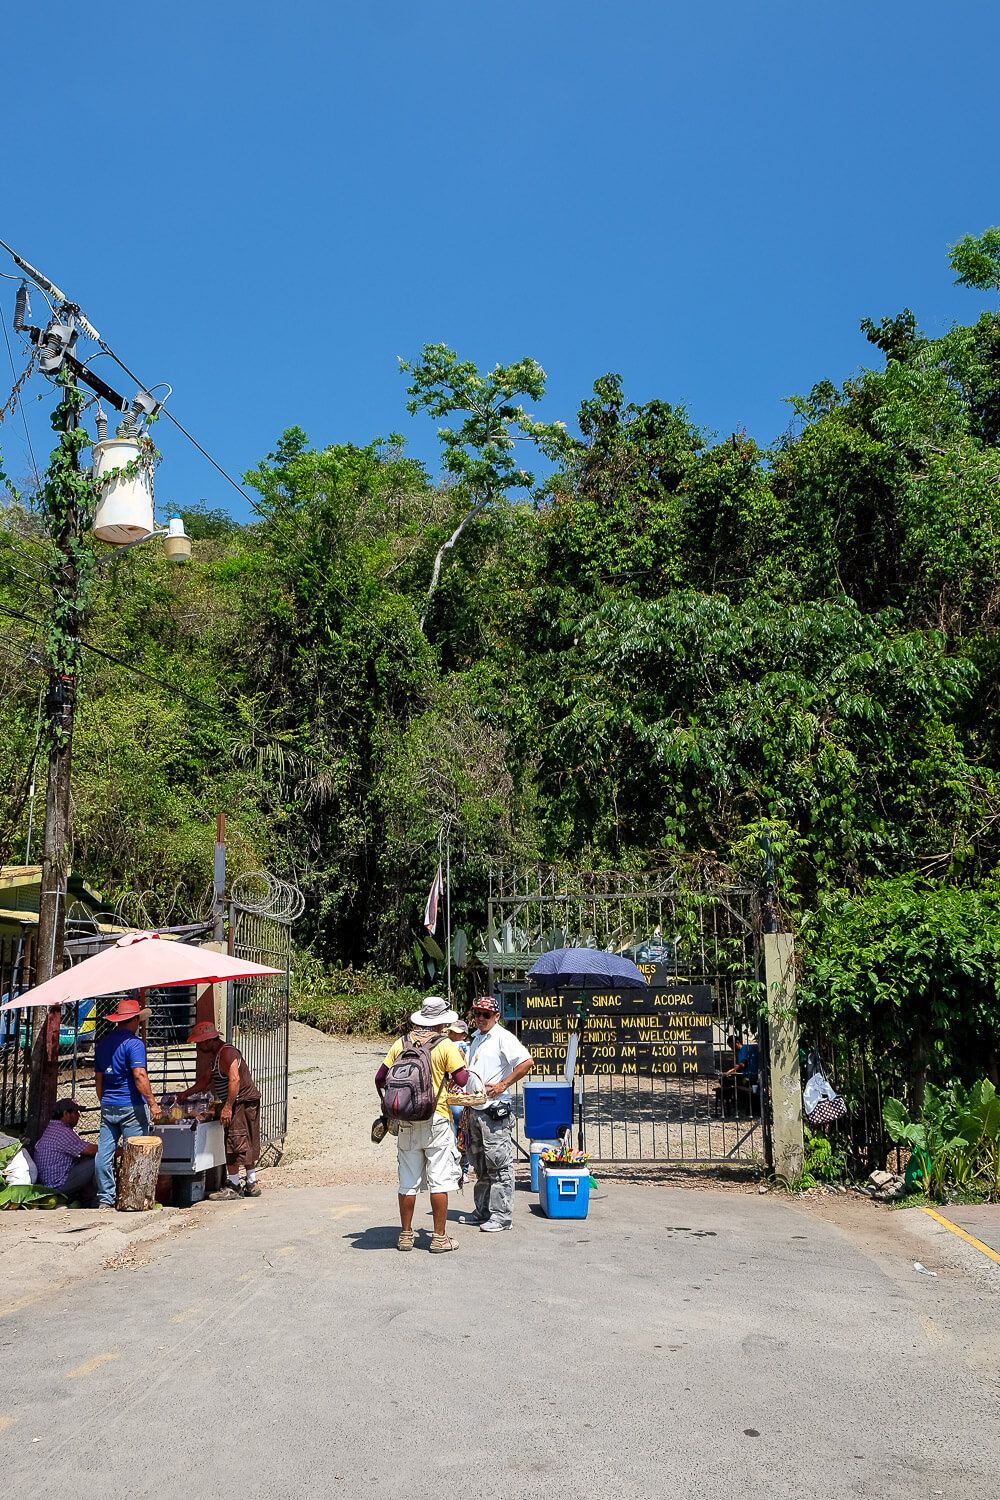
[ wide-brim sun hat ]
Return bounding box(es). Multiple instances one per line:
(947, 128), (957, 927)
(105, 996), (152, 1024)
(186, 1020), (221, 1044)
(410, 995), (459, 1028)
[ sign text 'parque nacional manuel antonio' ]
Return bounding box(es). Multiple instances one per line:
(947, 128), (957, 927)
(518, 962), (716, 1078)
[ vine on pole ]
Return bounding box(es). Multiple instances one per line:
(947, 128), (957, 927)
(41, 369), (93, 717)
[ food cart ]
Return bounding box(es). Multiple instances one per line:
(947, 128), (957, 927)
(153, 1094), (227, 1205)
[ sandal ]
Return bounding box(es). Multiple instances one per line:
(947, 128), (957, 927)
(397, 1229), (415, 1251)
(428, 1233), (459, 1254)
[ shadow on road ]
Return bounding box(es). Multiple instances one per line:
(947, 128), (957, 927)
(343, 1224), (398, 1250)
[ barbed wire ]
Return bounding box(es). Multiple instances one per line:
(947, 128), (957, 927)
(230, 869), (305, 922)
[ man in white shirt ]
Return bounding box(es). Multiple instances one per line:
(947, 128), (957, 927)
(464, 994), (533, 1232)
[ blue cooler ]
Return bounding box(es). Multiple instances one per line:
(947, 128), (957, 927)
(523, 1078), (574, 1140)
(540, 1164), (591, 1219)
(529, 1140), (561, 1192)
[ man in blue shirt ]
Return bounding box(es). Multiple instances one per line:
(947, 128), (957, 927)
(717, 1034), (762, 1116)
(93, 997), (161, 1208)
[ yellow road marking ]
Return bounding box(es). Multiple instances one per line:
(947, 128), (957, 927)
(0, 1295), (38, 1320)
(66, 1352), (119, 1379)
(170, 1308), (199, 1324)
(921, 1207), (1000, 1267)
(326, 1203), (366, 1220)
(277, 1245), (295, 1256)
(0, 1415), (17, 1432)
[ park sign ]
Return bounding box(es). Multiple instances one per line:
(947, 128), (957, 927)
(519, 961), (716, 1078)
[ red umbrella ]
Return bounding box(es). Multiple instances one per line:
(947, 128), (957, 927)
(0, 930), (282, 1011)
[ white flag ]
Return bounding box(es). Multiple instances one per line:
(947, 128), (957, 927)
(423, 863), (443, 933)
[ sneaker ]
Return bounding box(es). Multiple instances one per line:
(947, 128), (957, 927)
(242, 1180), (261, 1198)
(479, 1218), (511, 1232)
(397, 1229), (415, 1252)
(458, 1213), (484, 1226)
(429, 1233), (459, 1253)
(208, 1186), (243, 1201)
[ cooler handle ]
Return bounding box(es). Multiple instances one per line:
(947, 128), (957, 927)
(557, 1178), (578, 1198)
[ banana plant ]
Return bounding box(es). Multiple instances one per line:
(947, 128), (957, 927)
(958, 1079), (1000, 1199)
(883, 1086), (976, 1199)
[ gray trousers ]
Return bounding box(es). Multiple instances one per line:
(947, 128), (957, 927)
(468, 1111), (515, 1227)
(58, 1156), (97, 1205)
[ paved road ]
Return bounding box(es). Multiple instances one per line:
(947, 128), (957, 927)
(2, 1183), (997, 1498)
(929, 1201), (1000, 1258)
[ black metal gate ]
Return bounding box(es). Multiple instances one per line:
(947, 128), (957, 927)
(227, 872), (303, 1164)
(0, 933), (37, 1133)
(485, 869), (768, 1166)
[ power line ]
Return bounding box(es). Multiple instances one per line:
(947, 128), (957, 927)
(94, 337), (262, 515)
(0, 312), (41, 491)
(0, 239), (427, 675)
(95, 332), (428, 672)
(0, 601), (222, 716)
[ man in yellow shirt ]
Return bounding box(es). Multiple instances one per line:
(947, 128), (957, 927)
(376, 996), (470, 1253)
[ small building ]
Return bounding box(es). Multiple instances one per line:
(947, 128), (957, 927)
(0, 864), (106, 945)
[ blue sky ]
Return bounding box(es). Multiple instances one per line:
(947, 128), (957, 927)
(2, 2), (998, 522)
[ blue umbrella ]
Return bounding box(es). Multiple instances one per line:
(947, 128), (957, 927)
(527, 947), (649, 989)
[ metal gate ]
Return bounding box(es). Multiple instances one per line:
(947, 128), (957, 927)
(227, 872), (303, 1164)
(0, 933), (37, 1132)
(485, 868), (768, 1166)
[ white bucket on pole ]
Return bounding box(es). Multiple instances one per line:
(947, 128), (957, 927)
(92, 437), (155, 544)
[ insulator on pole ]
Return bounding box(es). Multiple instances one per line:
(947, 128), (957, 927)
(13, 282), (30, 331)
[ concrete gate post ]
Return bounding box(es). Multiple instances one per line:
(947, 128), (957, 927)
(763, 932), (804, 1182)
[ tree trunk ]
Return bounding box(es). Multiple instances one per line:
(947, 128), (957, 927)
(116, 1136), (163, 1212)
(419, 496), (489, 631)
(907, 1028), (932, 1112)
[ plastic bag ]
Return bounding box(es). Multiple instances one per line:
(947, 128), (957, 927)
(3, 1146), (37, 1187)
(803, 1070), (847, 1124)
(803, 1072), (836, 1115)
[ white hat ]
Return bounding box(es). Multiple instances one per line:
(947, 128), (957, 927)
(410, 995), (459, 1028)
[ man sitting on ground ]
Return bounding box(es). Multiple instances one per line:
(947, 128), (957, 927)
(33, 1098), (98, 1205)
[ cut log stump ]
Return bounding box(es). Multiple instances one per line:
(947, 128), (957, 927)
(117, 1135), (164, 1212)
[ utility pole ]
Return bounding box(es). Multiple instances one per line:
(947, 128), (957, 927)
(213, 812), (227, 942)
(26, 368), (88, 1143)
(3, 239), (185, 1142)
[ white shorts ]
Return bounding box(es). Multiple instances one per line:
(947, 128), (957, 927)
(396, 1113), (461, 1196)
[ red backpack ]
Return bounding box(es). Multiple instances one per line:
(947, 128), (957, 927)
(381, 1034), (447, 1122)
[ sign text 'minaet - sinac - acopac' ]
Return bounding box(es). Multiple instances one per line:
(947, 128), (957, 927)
(518, 962), (717, 1077)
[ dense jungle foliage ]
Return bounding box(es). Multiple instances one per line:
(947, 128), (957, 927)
(3, 234), (1000, 1084)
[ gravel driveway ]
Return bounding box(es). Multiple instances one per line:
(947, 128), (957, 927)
(274, 1020), (398, 1185)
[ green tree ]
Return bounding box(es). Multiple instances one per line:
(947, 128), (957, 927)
(949, 227), (1000, 293)
(240, 434), (437, 962)
(799, 876), (1000, 1096)
(401, 344), (572, 630)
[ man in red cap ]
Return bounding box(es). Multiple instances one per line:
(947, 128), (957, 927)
(94, 997), (161, 1209)
(177, 1022), (262, 1199)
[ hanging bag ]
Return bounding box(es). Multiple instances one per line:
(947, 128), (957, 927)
(803, 1068), (847, 1125)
